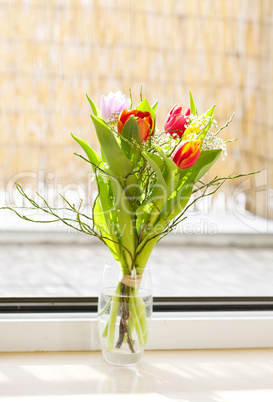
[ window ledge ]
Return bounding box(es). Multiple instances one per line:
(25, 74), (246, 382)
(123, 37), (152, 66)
(1, 311), (273, 352)
(1, 349), (273, 401)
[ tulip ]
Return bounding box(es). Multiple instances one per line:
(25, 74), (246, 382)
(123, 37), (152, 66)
(164, 104), (190, 138)
(100, 91), (131, 121)
(172, 140), (202, 169)
(118, 109), (155, 142)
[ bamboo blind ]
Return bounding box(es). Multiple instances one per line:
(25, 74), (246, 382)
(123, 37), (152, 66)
(0, 0), (272, 219)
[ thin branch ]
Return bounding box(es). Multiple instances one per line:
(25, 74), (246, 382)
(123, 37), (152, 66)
(213, 113), (235, 137)
(192, 171), (259, 194)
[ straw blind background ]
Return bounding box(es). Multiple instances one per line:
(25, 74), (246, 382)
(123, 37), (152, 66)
(0, 0), (272, 219)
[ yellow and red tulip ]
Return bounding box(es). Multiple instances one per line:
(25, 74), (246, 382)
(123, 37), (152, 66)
(172, 140), (202, 169)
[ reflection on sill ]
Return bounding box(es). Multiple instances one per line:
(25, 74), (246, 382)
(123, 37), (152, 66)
(0, 349), (273, 400)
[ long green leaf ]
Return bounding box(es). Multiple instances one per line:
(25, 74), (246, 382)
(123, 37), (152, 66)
(164, 149), (221, 222)
(193, 149), (221, 183)
(136, 149), (221, 265)
(151, 100), (158, 112)
(205, 104), (215, 117)
(91, 115), (134, 179)
(110, 176), (137, 269)
(153, 144), (180, 193)
(86, 94), (101, 117)
(71, 133), (101, 170)
(71, 133), (123, 263)
(189, 91), (196, 115)
(120, 115), (141, 164)
(93, 199), (120, 261)
(136, 152), (167, 234)
(198, 114), (214, 141)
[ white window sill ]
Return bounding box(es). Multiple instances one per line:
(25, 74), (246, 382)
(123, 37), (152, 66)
(1, 349), (273, 401)
(0, 311), (273, 352)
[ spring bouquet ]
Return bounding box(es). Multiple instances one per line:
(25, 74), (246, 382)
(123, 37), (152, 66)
(4, 89), (254, 364)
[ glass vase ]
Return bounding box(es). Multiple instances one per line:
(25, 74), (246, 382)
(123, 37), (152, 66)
(98, 263), (152, 366)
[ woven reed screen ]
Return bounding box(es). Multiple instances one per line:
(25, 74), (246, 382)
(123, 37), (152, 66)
(0, 0), (272, 219)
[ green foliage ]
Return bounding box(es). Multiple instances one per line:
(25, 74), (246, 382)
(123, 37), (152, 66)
(71, 133), (101, 170)
(151, 100), (158, 112)
(120, 115), (141, 164)
(3, 91), (255, 273)
(91, 115), (134, 179)
(136, 98), (156, 124)
(86, 94), (101, 117)
(189, 91), (196, 115)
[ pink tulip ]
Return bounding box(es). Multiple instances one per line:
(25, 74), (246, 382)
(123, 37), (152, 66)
(164, 104), (190, 138)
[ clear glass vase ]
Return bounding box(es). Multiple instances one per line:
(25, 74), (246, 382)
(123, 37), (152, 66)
(98, 263), (152, 366)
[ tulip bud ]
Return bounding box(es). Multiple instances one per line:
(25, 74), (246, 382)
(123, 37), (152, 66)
(118, 109), (154, 142)
(172, 140), (202, 169)
(100, 91), (131, 122)
(164, 104), (190, 138)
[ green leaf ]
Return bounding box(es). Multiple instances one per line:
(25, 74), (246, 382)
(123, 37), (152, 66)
(165, 149), (221, 222)
(71, 133), (126, 265)
(91, 115), (134, 178)
(93, 198), (120, 262)
(191, 149), (221, 182)
(136, 149), (222, 261)
(120, 115), (141, 164)
(189, 91), (196, 115)
(154, 145), (178, 175)
(136, 98), (156, 123)
(71, 133), (102, 172)
(153, 145), (180, 197)
(205, 104), (215, 117)
(151, 100), (158, 112)
(86, 94), (101, 117)
(197, 115), (214, 142)
(142, 152), (167, 189)
(136, 152), (167, 232)
(134, 219), (166, 268)
(146, 152), (165, 171)
(110, 176), (137, 269)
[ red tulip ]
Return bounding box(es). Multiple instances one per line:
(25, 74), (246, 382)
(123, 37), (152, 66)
(118, 109), (154, 142)
(172, 140), (202, 169)
(164, 104), (190, 138)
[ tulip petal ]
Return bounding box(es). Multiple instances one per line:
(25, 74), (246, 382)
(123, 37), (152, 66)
(99, 91), (130, 121)
(136, 98), (156, 130)
(118, 109), (154, 141)
(137, 118), (150, 141)
(119, 98), (131, 112)
(100, 95), (111, 120)
(172, 140), (201, 169)
(164, 104), (190, 137)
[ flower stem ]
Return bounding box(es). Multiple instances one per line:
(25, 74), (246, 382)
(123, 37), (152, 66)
(107, 283), (122, 350)
(135, 295), (149, 345)
(129, 292), (144, 347)
(115, 284), (136, 353)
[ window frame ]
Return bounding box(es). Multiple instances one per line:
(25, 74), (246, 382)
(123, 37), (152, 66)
(1, 230), (273, 352)
(1, 296), (273, 353)
(1, 296), (273, 314)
